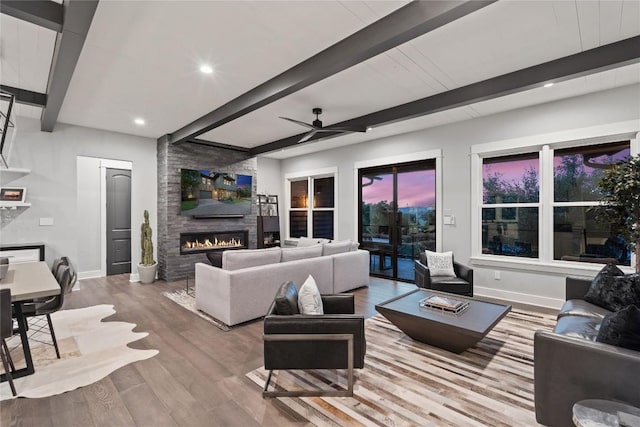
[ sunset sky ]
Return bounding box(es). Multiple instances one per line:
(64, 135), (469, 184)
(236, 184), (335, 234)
(483, 147), (630, 185)
(362, 170), (436, 208)
(483, 158), (539, 184)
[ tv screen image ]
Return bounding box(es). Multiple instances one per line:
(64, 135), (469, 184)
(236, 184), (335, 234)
(180, 169), (252, 217)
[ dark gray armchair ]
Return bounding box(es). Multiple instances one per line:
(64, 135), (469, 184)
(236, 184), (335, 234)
(414, 252), (473, 296)
(263, 281), (366, 397)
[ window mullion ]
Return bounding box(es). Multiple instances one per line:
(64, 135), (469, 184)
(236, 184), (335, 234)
(540, 145), (553, 262)
(307, 178), (313, 237)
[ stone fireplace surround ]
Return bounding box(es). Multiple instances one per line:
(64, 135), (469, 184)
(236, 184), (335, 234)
(157, 136), (258, 281)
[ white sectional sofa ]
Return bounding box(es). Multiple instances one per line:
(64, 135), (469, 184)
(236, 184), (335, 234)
(195, 243), (369, 326)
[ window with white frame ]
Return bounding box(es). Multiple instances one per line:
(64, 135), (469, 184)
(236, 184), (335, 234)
(288, 175), (335, 239)
(476, 138), (633, 267)
(482, 153), (540, 258)
(553, 142), (631, 264)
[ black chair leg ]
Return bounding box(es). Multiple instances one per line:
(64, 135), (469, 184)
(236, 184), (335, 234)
(0, 345), (17, 396)
(1, 339), (14, 371)
(46, 314), (60, 359)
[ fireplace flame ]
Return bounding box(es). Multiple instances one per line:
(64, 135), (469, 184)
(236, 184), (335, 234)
(183, 237), (242, 251)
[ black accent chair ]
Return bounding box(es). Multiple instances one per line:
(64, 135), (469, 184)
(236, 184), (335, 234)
(1, 288), (17, 396)
(16, 264), (74, 359)
(414, 252), (473, 296)
(263, 281), (366, 397)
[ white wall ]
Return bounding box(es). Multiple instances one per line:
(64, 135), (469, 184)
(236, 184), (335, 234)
(256, 156), (285, 238)
(76, 156), (102, 275)
(279, 84), (640, 309)
(0, 118), (157, 279)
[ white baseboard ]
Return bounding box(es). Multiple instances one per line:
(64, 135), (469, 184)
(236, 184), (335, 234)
(474, 286), (564, 310)
(78, 270), (102, 280)
(129, 273), (140, 282)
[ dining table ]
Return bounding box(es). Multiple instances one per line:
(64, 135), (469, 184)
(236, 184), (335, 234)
(0, 261), (61, 381)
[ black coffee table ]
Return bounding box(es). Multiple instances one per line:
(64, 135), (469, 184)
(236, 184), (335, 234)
(375, 289), (511, 353)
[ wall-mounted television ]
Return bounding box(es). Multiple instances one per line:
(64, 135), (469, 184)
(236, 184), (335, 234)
(180, 169), (252, 217)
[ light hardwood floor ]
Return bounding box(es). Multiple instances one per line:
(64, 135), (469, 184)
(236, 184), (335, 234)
(0, 275), (415, 427)
(0, 275), (555, 427)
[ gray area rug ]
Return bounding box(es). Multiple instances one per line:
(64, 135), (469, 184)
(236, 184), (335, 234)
(247, 310), (556, 426)
(0, 305), (158, 400)
(162, 289), (230, 331)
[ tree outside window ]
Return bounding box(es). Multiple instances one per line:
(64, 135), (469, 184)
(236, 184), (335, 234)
(553, 142), (631, 266)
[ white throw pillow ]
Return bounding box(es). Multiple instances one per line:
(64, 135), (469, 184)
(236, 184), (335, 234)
(425, 250), (456, 277)
(297, 275), (324, 315)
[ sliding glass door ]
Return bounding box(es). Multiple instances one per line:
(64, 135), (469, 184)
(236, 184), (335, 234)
(359, 160), (436, 282)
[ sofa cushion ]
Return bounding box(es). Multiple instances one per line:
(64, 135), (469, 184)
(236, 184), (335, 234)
(596, 305), (640, 351)
(553, 315), (601, 341)
(298, 237), (331, 247)
(322, 240), (352, 256)
(298, 275), (324, 315)
(222, 247), (281, 271)
(585, 266), (640, 312)
(273, 281), (299, 315)
(425, 250), (456, 277)
(281, 244), (323, 262)
(558, 299), (613, 320)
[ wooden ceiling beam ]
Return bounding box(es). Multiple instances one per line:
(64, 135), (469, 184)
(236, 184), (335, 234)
(167, 1), (497, 145)
(250, 36), (640, 156)
(0, 0), (63, 33)
(0, 85), (47, 108)
(40, 0), (99, 132)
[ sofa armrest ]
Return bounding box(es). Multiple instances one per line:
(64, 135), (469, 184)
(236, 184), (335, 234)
(534, 330), (640, 427)
(321, 294), (354, 314)
(454, 261), (473, 285)
(414, 260), (431, 288)
(566, 277), (592, 301)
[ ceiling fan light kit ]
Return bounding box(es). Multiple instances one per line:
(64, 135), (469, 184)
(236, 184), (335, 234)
(280, 107), (368, 143)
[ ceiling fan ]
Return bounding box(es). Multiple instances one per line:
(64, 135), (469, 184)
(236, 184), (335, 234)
(280, 108), (367, 143)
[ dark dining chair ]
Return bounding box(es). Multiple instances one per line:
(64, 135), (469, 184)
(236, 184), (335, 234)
(17, 265), (74, 359)
(60, 257), (77, 287)
(1, 288), (17, 396)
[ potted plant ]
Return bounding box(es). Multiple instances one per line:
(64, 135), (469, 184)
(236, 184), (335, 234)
(137, 210), (158, 283)
(593, 154), (640, 272)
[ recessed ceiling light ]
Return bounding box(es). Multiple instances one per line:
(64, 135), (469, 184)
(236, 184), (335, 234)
(366, 127), (373, 131)
(134, 118), (145, 125)
(543, 82), (554, 88)
(200, 64), (214, 74)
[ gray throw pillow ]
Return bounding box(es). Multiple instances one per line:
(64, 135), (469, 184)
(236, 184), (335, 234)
(584, 264), (640, 311)
(596, 305), (640, 351)
(583, 263), (633, 311)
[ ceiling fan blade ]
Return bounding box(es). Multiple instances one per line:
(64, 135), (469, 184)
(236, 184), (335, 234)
(327, 126), (368, 133)
(298, 130), (318, 143)
(279, 117), (318, 130)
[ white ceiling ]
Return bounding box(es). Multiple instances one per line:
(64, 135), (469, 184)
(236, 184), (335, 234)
(2, 0), (640, 159)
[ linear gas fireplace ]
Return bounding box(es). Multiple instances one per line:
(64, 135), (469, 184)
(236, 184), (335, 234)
(180, 230), (249, 255)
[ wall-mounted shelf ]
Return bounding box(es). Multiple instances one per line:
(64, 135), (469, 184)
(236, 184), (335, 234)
(0, 201), (31, 209)
(257, 194), (280, 248)
(0, 167), (31, 183)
